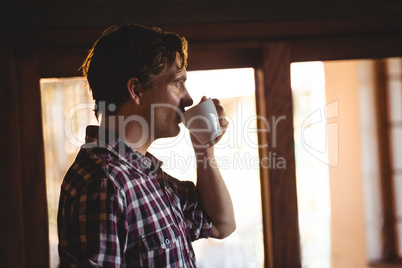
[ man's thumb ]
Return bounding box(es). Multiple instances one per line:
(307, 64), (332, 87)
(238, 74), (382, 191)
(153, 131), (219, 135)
(199, 96), (208, 104)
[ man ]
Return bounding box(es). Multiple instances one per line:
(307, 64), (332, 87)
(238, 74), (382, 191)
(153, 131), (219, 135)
(58, 24), (236, 267)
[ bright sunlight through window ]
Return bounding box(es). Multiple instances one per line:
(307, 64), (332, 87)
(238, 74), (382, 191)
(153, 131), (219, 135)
(291, 62), (331, 268)
(41, 68), (264, 268)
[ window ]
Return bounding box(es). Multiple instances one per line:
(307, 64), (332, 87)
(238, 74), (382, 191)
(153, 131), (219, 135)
(40, 68), (264, 268)
(376, 58), (402, 264)
(291, 62), (331, 268)
(149, 68), (264, 267)
(40, 78), (98, 267)
(290, 58), (402, 267)
(386, 58), (402, 259)
(361, 57), (402, 266)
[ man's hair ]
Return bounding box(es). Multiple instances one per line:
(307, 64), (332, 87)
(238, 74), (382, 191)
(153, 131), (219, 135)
(81, 24), (188, 119)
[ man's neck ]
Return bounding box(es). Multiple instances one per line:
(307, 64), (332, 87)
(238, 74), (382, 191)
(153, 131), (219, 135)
(100, 116), (152, 155)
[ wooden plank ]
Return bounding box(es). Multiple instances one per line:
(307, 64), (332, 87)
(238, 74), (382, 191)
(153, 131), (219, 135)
(38, 55), (85, 78)
(0, 43), (26, 268)
(4, 15), (402, 48)
(15, 57), (49, 268)
(260, 42), (301, 267)
(164, 16), (402, 43)
(187, 42), (261, 71)
(1, 1), (401, 30)
(18, 41), (262, 76)
(255, 68), (275, 268)
(291, 33), (402, 62)
(374, 60), (398, 261)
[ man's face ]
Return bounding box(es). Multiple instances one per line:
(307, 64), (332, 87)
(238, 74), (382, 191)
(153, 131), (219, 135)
(140, 55), (193, 140)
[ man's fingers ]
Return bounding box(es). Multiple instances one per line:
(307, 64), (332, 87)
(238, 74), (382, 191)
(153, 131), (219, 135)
(212, 98), (221, 106)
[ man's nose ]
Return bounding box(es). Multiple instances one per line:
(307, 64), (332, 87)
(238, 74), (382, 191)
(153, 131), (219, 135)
(182, 87), (193, 108)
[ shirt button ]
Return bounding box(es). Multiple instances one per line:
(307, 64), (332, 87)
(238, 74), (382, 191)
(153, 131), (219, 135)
(165, 238), (170, 245)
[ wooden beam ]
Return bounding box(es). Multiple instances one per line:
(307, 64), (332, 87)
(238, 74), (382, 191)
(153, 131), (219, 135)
(374, 60), (398, 261)
(290, 33), (402, 62)
(257, 42), (301, 267)
(255, 68), (275, 268)
(1, 1), (401, 30)
(187, 41), (261, 71)
(16, 41), (262, 77)
(0, 43), (26, 268)
(15, 57), (49, 268)
(4, 15), (402, 48)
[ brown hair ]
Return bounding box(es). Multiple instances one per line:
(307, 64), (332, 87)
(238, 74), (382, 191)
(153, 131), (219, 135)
(81, 24), (188, 119)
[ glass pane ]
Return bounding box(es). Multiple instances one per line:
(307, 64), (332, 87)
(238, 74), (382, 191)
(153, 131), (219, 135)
(41, 68), (264, 268)
(40, 78), (98, 268)
(149, 68), (264, 268)
(387, 80), (402, 123)
(387, 57), (402, 76)
(393, 174), (402, 219)
(390, 127), (402, 171)
(358, 60), (384, 260)
(397, 221), (402, 257)
(387, 58), (402, 259)
(291, 62), (331, 268)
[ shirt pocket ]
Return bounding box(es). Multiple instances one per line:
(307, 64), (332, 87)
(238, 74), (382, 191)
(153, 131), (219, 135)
(141, 223), (180, 251)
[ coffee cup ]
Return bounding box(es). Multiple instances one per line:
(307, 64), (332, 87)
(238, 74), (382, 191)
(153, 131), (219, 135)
(182, 98), (222, 145)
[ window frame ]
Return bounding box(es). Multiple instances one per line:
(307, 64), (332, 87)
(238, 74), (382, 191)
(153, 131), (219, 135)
(5, 26), (402, 268)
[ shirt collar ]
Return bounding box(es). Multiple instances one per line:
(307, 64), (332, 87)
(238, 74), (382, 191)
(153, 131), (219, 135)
(83, 125), (163, 178)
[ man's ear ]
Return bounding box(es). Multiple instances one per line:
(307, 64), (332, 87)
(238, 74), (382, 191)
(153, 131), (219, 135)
(127, 78), (141, 105)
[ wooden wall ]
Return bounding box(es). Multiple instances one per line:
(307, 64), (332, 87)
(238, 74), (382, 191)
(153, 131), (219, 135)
(1, 1), (401, 267)
(1, 0), (402, 29)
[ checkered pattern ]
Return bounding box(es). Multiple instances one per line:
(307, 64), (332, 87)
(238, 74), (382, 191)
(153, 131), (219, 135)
(58, 126), (212, 267)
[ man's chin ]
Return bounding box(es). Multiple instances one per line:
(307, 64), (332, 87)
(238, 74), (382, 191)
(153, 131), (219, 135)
(156, 126), (181, 140)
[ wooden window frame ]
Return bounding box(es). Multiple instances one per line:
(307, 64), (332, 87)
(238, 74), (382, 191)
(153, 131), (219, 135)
(368, 59), (402, 267)
(2, 26), (402, 268)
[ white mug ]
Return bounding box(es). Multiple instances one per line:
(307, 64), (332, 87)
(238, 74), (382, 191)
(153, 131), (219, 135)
(182, 98), (222, 145)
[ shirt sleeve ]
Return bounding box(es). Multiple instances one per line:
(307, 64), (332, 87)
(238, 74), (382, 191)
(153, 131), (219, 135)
(58, 177), (127, 267)
(161, 172), (212, 242)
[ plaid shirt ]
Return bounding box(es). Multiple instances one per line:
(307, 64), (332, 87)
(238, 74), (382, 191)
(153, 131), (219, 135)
(58, 126), (212, 267)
